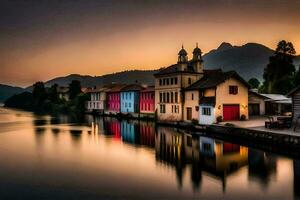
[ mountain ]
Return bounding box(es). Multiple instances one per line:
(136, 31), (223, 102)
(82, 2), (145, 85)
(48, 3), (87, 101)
(203, 42), (300, 81)
(0, 84), (24, 102)
(33, 69), (159, 89)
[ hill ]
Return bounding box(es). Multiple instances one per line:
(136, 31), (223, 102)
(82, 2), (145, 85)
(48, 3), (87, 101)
(0, 84), (24, 102)
(38, 69), (159, 89)
(203, 42), (300, 81)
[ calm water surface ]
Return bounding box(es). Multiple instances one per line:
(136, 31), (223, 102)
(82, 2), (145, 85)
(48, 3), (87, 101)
(0, 107), (299, 200)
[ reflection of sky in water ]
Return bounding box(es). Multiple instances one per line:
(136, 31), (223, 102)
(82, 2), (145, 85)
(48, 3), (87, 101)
(0, 107), (297, 200)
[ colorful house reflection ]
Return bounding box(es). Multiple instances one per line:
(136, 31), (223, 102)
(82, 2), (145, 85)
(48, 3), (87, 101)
(104, 118), (121, 139)
(139, 121), (155, 147)
(121, 120), (139, 144)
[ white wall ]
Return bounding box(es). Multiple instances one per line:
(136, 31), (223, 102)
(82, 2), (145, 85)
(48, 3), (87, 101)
(199, 106), (215, 125)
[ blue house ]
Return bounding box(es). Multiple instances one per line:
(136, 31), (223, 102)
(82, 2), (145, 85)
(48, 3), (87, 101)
(120, 84), (143, 113)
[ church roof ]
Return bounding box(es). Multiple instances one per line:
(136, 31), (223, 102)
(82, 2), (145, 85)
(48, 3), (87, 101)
(154, 62), (199, 76)
(185, 70), (250, 91)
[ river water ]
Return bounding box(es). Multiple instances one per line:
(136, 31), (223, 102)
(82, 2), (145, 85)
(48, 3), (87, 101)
(0, 107), (299, 200)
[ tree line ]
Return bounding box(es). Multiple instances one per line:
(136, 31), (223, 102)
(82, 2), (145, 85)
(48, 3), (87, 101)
(4, 80), (89, 114)
(248, 40), (300, 94)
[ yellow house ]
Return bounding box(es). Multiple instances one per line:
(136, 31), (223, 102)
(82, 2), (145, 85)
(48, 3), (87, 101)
(154, 45), (204, 121)
(184, 70), (249, 124)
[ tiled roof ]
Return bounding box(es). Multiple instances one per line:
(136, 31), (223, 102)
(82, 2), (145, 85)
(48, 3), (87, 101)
(200, 97), (216, 106)
(121, 84), (144, 92)
(287, 85), (300, 97)
(154, 62), (200, 76)
(106, 84), (127, 92)
(140, 86), (155, 92)
(185, 70), (250, 91)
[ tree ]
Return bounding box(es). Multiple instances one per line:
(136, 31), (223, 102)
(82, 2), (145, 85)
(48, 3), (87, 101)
(262, 40), (296, 94)
(69, 80), (81, 99)
(293, 66), (300, 87)
(48, 84), (59, 102)
(248, 78), (260, 89)
(32, 82), (47, 105)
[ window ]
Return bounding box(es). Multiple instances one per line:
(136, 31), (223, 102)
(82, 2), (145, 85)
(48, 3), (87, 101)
(163, 79), (166, 85)
(187, 136), (192, 147)
(166, 78), (169, 85)
(175, 92), (178, 103)
(188, 78), (192, 85)
(160, 93), (163, 103)
(174, 77), (178, 85)
(171, 92), (174, 103)
(229, 85), (238, 95)
(163, 93), (166, 103)
(191, 93), (194, 100)
(159, 79), (162, 86)
(202, 107), (211, 116)
(167, 92), (170, 103)
(171, 78), (174, 85)
(160, 104), (166, 113)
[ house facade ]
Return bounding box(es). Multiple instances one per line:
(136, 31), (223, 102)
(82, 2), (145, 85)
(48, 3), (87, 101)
(287, 85), (300, 122)
(184, 71), (249, 124)
(120, 84), (143, 113)
(139, 86), (155, 114)
(154, 45), (204, 121)
(249, 90), (292, 116)
(106, 84), (126, 113)
(86, 85), (112, 112)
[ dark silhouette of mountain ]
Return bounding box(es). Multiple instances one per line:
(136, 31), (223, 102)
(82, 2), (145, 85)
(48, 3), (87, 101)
(27, 69), (159, 89)
(203, 42), (300, 81)
(0, 84), (24, 102)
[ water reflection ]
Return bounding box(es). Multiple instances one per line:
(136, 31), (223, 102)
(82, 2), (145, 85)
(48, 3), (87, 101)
(1, 107), (298, 199)
(295, 160), (300, 200)
(248, 149), (277, 187)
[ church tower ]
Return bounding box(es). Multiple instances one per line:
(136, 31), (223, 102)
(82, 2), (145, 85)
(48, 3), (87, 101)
(178, 45), (188, 71)
(192, 43), (203, 73)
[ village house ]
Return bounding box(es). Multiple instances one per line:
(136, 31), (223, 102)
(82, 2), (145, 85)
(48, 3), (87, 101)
(86, 85), (113, 113)
(184, 71), (250, 124)
(139, 86), (155, 115)
(154, 44), (204, 121)
(120, 84), (144, 114)
(106, 84), (127, 114)
(249, 90), (292, 116)
(287, 85), (300, 122)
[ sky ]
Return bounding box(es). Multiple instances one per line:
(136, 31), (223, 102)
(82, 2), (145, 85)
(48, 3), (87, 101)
(1, 0), (300, 87)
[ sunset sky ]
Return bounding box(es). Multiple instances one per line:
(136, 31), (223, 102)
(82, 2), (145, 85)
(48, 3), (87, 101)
(1, 0), (300, 87)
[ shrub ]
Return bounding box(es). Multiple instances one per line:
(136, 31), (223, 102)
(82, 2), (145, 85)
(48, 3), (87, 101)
(240, 114), (246, 121)
(191, 119), (198, 125)
(225, 123), (235, 127)
(216, 116), (223, 123)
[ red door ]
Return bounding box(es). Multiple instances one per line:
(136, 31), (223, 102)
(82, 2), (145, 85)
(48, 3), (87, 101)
(223, 104), (240, 121)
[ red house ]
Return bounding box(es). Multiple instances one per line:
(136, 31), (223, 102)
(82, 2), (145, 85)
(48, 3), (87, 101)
(106, 84), (127, 113)
(139, 86), (155, 114)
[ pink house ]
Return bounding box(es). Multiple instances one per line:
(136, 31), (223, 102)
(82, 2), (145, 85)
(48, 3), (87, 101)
(140, 86), (155, 114)
(106, 84), (127, 113)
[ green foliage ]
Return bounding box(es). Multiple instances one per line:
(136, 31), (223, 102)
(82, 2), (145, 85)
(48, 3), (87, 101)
(248, 78), (260, 89)
(293, 66), (300, 87)
(48, 84), (59, 103)
(69, 80), (82, 99)
(5, 80), (86, 115)
(216, 116), (223, 123)
(262, 40), (296, 94)
(4, 92), (34, 110)
(32, 82), (47, 106)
